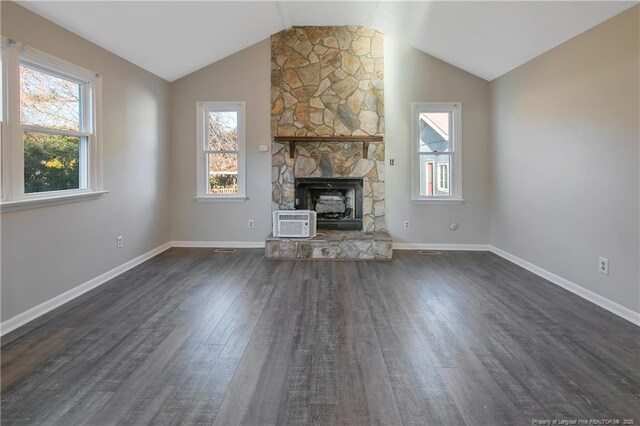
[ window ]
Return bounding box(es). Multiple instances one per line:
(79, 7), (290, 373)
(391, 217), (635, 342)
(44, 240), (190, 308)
(1, 39), (103, 210)
(411, 102), (462, 202)
(437, 163), (449, 192)
(195, 101), (246, 200)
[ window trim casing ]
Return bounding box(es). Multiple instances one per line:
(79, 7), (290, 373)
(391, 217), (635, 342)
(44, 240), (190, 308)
(411, 102), (463, 203)
(1, 38), (104, 211)
(195, 101), (247, 201)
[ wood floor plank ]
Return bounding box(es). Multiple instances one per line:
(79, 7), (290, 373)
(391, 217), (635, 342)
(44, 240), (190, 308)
(336, 268), (403, 425)
(359, 261), (467, 425)
(1, 249), (638, 425)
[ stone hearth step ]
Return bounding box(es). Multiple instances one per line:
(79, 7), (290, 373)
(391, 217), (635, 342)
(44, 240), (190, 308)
(265, 230), (392, 260)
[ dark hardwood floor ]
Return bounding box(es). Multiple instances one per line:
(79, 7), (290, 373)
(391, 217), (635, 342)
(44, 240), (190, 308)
(2, 248), (638, 425)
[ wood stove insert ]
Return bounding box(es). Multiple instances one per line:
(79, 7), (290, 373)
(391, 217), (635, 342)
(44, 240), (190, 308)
(295, 178), (363, 231)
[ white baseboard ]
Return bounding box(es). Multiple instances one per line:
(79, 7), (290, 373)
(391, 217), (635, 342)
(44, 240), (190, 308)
(392, 242), (638, 326)
(0, 242), (172, 336)
(3, 240), (636, 335)
(489, 245), (640, 327)
(171, 240), (265, 249)
(393, 243), (491, 251)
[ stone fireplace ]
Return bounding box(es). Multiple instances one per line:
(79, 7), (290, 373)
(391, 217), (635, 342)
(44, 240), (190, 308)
(273, 140), (384, 232)
(267, 26), (392, 259)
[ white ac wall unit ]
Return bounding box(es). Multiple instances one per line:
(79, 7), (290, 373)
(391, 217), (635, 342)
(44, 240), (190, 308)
(273, 210), (317, 238)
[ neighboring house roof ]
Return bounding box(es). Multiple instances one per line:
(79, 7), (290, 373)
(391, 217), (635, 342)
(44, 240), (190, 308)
(419, 114), (450, 153)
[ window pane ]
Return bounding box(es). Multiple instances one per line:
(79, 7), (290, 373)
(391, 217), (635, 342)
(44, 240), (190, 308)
(419, 154), (451, 196)
(419, 111), (451, 153)
(207, 111), (238, 151)
(24, 131), (82, 193)
(20, 65), (81, 131)
(208, 152), (238, 194)
(437, 163), (449, 192)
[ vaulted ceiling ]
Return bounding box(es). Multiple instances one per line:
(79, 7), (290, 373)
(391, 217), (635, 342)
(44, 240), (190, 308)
(17, 1), (637, 82)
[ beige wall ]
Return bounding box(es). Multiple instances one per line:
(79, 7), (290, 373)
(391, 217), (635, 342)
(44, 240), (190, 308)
(1, 2), (172, 322)
(170, 40), (272, 243)
(385, 36), (492, 245)
(490, 6), (640, 312)
(170, 36), (492, 245)
(5, 1), (635, 324)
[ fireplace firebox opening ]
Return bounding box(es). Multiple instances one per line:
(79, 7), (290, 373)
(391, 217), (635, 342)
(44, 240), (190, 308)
(295, 178), (363, 231)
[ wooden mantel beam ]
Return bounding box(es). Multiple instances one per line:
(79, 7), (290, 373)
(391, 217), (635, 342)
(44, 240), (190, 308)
(273, 135), (384, 159)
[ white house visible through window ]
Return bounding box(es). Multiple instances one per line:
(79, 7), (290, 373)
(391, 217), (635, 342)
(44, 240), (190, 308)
(1, 39), (103, 210)
(437, 163), (448, 192)
(411, 102), (462, 202)
(195, 102), (246, 200)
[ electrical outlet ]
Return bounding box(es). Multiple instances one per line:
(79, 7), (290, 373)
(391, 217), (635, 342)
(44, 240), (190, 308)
(117, 236), (123, 248)
(389, 159), (395, 166)
(248, 219), (254, 229)
(599, 257), (609, 275)
(403, 220), (410, 230)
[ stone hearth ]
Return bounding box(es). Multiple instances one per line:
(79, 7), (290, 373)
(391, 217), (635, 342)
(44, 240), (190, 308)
(265, 230), (392, 260)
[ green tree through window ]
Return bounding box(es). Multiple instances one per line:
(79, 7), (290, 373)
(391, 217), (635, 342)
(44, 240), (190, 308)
(23, 132), (80, 193)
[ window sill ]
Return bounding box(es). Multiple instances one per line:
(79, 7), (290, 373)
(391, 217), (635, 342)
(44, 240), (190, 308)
(195, 196), (248, 203)
(411, 198), (465, 205)
(1, 190), (108, 213)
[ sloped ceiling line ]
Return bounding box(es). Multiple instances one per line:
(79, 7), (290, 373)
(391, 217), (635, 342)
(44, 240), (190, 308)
(14, 1), (637, 82)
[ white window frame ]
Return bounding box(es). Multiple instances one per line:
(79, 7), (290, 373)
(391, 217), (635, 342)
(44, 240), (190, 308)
(195, 101), (246, 201)
(436, 162), (449, 192)
(1, 39), (104, 213)
(411, 102), (463, 203)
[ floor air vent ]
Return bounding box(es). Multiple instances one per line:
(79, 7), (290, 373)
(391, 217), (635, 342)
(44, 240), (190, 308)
(214, 248), (237, 253)
(419, 250), (442, 256)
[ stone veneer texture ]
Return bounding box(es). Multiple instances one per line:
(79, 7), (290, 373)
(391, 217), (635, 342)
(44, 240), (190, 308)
(266, 230), (392, 259)
(271, 26), (385, 231)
